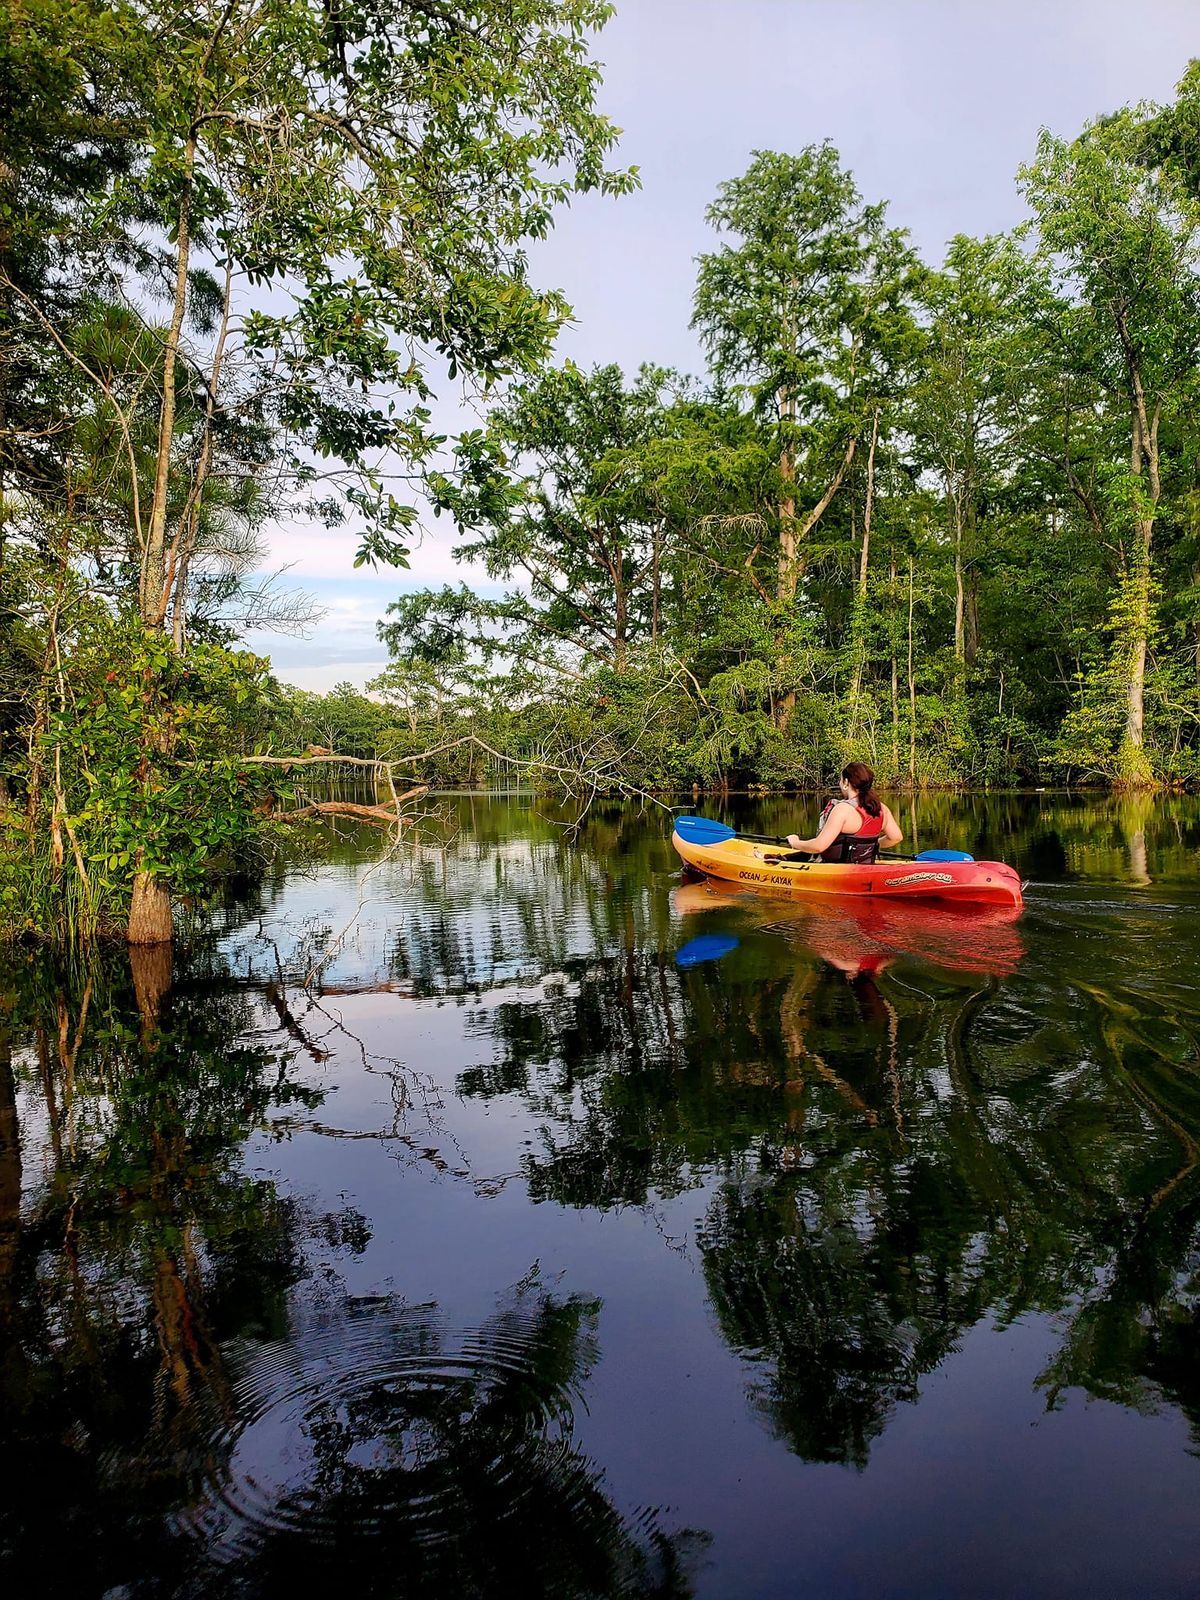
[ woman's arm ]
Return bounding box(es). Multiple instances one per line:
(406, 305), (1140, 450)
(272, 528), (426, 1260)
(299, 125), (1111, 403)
(880, 805), (903, 848)
(787, 802), (857, 855)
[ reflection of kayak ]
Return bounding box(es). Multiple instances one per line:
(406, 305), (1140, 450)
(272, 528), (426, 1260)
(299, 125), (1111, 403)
(675, 932), (740, 968)
(672, 827), (1023, 910)
(788, 893), (1024, 977)
(670, 878), (1025, 977)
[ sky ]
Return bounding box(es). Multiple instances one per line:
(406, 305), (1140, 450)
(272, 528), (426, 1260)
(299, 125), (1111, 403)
(253, 0), (1200, 692)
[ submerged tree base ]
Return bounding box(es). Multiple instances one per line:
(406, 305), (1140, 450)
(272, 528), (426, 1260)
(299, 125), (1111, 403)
(1112, 737), (1159, 791)
(127, 872), (174, 946)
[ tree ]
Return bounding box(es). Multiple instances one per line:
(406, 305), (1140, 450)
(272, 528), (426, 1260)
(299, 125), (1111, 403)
(1021, 105), (1200, 785)
(691, 146), (918, 604)
(0, 0), (636, 942)
(396, 362), (683, 678)
(907, 236), (1029, 667)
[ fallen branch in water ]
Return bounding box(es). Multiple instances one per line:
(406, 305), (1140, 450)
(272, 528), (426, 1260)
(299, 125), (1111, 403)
(282, 803), (414, 826)
(279, 786), (429, 827)
(234, 735), (672, 811)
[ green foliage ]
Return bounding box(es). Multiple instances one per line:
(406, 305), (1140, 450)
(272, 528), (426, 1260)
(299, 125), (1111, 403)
(0, 0), (636, 938)
(59, 627), (279, 885)
(692, 145), (917, 427)
(362, 69), (1200, 797)
(0, 619), (286, 939)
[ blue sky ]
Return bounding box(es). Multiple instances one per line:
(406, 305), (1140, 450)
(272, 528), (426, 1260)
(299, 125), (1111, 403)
(254, 0), (1200, 692)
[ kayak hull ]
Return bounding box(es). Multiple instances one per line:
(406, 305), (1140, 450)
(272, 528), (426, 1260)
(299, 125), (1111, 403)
(671, 830), (1023, 909)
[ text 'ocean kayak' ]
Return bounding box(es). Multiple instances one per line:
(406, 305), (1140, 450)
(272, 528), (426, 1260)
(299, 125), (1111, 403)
(672, 816), (1023, 910)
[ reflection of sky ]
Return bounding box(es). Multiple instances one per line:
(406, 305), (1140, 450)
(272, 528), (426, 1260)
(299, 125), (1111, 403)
(256, 0), (1200, 690)
(225, 833), (610, 993)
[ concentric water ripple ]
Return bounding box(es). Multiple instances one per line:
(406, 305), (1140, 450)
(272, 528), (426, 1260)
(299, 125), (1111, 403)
(163, 1291), (707, 1595)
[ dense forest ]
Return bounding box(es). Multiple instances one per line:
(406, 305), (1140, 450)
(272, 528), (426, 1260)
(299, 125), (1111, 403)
(0, 0), (633, 941)
(350, 81), (1200, 799)
(6, 0), (1200, 944)
(291, 69), (1200, 797)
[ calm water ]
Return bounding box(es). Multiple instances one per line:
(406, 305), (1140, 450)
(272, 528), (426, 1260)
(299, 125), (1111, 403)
(4, 791), (1200, 1598)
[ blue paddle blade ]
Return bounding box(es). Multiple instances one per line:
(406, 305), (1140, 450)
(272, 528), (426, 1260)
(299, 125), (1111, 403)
(916, 848), (975, 863)
(673, 815), (737, 845)
(675, 933), (740, 968)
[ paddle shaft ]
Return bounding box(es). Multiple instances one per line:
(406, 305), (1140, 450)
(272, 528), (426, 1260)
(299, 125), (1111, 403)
(765, 849), (918, 863)
(718, 829), (917, 863)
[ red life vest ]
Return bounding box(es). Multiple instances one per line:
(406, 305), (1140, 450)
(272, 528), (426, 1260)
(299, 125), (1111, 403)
(821, 802), (884, 865)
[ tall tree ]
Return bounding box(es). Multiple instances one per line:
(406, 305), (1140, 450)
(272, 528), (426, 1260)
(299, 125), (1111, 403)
(907, 235), (1028, 667)
(691, 146), (917, 603)
(0, 0), (636, 942)
(395, 363), (681, 679)
(1022, 105), (1200, 784)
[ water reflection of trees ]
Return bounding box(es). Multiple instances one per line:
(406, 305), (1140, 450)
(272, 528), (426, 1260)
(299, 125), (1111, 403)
(0, 946), (703, 1596)
(453, 880), (1200, 1470)
(282, 795), (1200, 1475)
(303, 796), (1200, 1470)
(11, 791), (1197, 1582)
(0, 945), (329, 1588)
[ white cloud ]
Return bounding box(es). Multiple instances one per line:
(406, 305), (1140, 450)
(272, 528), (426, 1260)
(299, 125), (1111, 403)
(272, 659), (390, 691)
(263, 512), (488, 587)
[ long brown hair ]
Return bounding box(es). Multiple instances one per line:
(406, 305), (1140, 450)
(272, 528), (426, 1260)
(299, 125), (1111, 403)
(842, 761), (882, 817)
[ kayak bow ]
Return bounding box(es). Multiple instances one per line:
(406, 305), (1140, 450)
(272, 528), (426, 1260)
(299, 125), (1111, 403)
(671, 816), (1023, 910)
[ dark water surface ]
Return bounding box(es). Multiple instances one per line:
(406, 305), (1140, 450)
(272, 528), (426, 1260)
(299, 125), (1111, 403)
(5, 791), (1200, 1598)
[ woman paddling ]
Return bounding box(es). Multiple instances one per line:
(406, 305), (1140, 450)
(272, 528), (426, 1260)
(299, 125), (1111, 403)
(786, 761), (903, 864)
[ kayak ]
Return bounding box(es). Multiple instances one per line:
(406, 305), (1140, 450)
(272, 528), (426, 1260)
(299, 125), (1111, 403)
(671, 817), (1023, 910)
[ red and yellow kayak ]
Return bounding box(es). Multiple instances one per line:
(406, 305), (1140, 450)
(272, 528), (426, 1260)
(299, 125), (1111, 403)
(671, 827), (1023, 910)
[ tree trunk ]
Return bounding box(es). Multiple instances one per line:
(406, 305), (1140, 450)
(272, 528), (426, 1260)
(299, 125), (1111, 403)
(1119, 525), (1154, 783)
(141, 141), (195, 629)
(777, 385), (797, 601)
(953, 495), (966, 665)
(650, 520), (663, 644)
(848, 409), (879, 715)
(964, 498), (980, 666)
(907, 555), (917, 786)
(858, 409), (878, 600)
(889, 553), (900, 777)
(168, 261), (234, 651)
(130, 141), (203, 939)
(613, 575), (628, 672)
(128, 869), (173, 945)
(1115, 349), (1160, 787)
(774, 434), (859, 728)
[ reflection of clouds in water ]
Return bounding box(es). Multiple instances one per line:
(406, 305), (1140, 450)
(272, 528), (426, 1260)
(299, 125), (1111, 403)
(225, 813), (651, 996)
